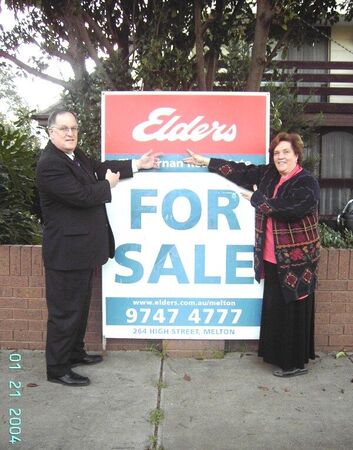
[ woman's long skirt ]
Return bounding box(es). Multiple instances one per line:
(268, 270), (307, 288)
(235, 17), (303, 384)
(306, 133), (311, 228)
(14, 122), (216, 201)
(257, 261), (316, 370)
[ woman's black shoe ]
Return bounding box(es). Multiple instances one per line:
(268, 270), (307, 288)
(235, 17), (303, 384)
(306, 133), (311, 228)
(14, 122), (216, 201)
(273, 367), (308, 377)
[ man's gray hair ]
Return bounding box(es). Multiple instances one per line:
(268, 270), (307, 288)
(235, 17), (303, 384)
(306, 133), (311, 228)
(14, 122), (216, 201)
(47, 110), (77, 128)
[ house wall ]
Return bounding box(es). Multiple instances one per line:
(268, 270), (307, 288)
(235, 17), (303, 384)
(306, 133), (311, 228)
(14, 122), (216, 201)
(1, 245), (352, 355)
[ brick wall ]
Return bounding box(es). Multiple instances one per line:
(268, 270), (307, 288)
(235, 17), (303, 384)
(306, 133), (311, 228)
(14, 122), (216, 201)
(315, 248), (353, 352)
(0, 245), (159, 352)
(0, 245), (352, 355)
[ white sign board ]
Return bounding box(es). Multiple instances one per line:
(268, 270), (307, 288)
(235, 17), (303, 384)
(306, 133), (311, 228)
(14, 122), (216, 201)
(102, 92), (269, 340)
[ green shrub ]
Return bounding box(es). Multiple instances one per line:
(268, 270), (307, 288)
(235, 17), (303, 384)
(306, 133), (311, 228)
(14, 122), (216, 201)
(0, 121), (41, 244)
(342, 228), (353, 248)
(319, 223), (353, 249)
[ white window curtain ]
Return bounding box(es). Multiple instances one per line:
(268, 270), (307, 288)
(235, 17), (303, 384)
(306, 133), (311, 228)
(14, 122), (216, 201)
(287, 35), (328, 103)
(320, 131), (353, 216)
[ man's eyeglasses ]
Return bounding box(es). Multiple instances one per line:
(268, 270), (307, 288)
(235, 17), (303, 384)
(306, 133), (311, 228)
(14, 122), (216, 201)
(50, 126), (79, 134)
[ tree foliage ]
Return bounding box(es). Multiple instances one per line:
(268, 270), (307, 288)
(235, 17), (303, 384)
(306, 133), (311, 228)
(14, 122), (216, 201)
(0, 0), (351, 155)
(0, 65), (24, 121)
(0, 111), (41, 244)
(2, 1), (350, 92)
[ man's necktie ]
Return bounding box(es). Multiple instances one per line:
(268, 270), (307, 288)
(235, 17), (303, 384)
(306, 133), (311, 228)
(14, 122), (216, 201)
(73, 155), (81, 167)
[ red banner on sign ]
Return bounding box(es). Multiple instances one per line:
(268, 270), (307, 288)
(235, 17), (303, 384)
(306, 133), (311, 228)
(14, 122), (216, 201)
(103, 92), (268, 156)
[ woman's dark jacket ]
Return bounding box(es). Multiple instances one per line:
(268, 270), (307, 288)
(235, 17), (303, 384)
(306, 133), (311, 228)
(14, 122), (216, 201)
(208, 158), (320, 304)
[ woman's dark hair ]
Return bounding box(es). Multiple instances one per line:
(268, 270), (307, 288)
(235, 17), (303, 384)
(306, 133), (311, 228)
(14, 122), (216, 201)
(269, 132), (304, 165)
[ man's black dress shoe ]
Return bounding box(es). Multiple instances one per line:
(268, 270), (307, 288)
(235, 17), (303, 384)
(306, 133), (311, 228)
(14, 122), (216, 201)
(70, 354), (103, 367)
(47, 370), (90, 386)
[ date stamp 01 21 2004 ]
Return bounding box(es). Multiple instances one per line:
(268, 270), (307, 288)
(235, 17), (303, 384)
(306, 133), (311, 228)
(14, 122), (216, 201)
(6, 351), (23, 445)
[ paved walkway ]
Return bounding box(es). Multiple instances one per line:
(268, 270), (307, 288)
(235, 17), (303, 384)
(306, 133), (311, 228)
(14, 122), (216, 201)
(1, 350), (352, 450)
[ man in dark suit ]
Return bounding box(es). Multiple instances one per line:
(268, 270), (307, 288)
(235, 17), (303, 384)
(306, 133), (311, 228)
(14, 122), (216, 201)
(36, 109), (160, 386)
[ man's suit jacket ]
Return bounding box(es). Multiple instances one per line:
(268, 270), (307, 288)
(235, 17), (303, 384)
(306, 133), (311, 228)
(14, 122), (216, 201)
(36, 141), (133, 270)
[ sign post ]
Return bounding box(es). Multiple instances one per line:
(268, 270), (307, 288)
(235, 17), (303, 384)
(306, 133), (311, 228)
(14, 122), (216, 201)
(102, 92), (269, 341)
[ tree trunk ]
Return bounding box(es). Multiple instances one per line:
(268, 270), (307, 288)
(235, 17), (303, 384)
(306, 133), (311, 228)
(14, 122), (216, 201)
(246, 0), (275, 91)
(205, 48), (218, 90)
(205, 0), (224, 90)
(194, 0), (206, 90)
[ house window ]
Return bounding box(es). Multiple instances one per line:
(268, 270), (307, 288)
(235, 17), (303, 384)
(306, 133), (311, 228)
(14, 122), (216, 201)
(286, 30), (329, 104)
(319, 130), (353, 218)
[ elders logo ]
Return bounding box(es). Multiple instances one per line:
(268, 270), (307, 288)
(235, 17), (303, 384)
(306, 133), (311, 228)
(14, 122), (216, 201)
(132, 107), (237, 143)
(104, 93), (268, 156)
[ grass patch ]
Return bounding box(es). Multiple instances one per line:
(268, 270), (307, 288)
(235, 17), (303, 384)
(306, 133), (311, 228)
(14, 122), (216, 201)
(149, 408), (165, 426)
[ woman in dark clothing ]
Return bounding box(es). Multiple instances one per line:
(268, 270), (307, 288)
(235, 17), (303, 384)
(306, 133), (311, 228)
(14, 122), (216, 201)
(185, 132), (320, 377)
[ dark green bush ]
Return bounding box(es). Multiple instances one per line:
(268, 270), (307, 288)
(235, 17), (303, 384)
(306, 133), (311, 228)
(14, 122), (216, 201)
(319, 223), (353, 249)
(0, 121), (41, 244)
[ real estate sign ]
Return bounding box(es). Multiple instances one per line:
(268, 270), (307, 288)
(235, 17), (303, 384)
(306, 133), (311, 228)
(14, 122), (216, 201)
(102, 92), (269, 340)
